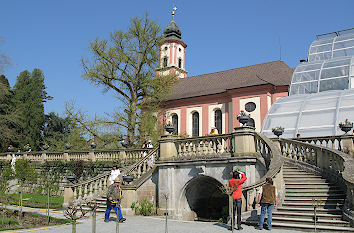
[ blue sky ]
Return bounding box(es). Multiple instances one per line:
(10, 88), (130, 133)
(1, 0), (354, 118)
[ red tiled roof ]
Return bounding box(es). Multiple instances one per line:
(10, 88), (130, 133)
(167, 60), (294, 101)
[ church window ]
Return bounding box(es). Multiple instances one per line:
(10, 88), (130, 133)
(179, 48), (181, 52)
(172, 114), (178, 135)
(214, 109), (222, 134)
(164, 46), (168, 50)
(178, 58), (182, 68)
(192, 112), (199, 137)
(163, 57), (168, 67)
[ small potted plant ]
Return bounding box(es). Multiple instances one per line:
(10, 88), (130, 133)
(272, 126), (284, 138)
(42, 144), (49, 150)
(164, 121), (175, 134)
(237, 110), (250, 126)
(24, 144), (31, 152)
(339, 119), (353, 134)
(8, 145), (14, 152)
(121, 138), (129, 148)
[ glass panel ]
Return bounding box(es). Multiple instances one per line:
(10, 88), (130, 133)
(214, 110), (222, 134)
(322, 58), (350, 68)
(335, 32), (354, 41)
(292, 70), (320, 83)
(333, 48), (354, 58)
(311, 38), (334, 46)
(297, 127), (334, 137)
(264, 114), (298, 129)
(172, 114), (178, 135)
(295, 63), (322, 73)
(302, 97), (337, 111)
(319, 77), (349, 92)
(351, 65), (354, 76)
(334, 39), (354, 50)
(309, 44), (332, 54)
(299, 110), (336, 128)
(308, 52), (332, 62)
(290, 82), (318, 95)
(192, 112), (199, 137)
(320, 66), (349, 79)
(269, 102), (302, 114)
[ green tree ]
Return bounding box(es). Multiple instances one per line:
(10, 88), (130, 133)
(81, 13), (169, 145)
(0, 75), (21, 151)
(13, 69), (50, 151)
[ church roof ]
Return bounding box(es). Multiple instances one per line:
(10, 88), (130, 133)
(167, 60), (294, 101)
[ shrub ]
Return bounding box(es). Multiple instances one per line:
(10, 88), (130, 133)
(130, 199), (154, 216)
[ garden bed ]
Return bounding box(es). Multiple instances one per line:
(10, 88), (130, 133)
(0, 192), (63, 209)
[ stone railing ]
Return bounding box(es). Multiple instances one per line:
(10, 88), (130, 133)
(296, 135), (354, 155)
(0, 149), (150, 164)
(174, 134), (233, 158)
(63, 148), (157, 207)
(278, 138), (354, 225)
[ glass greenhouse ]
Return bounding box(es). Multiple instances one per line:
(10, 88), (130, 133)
(262, 29), (354, 138)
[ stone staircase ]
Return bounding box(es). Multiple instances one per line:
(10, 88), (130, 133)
(270, 165), (354, 231)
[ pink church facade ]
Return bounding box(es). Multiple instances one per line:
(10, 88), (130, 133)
(158, 18), (293, 136)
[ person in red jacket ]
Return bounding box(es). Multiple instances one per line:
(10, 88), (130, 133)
(228, 170), (247, 230)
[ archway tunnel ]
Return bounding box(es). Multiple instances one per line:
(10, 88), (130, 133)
(185, 175), (228, 221)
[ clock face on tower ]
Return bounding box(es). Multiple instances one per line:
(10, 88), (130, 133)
(245, 102), (256, 112)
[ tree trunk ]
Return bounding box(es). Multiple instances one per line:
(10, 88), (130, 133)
(127, 100), (138, 145)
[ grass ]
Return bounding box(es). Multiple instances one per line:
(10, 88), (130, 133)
(0, 192), (64, 209)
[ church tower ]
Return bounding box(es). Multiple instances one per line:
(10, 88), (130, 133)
(156, 8), (187, 79)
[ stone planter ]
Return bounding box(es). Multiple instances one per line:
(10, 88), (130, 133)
(123, 175), (134, 184)
(65, 144), (72, 150)
(121, 141), (129, 148)
(90, 143), (97, 149)
(66, 175), (76, 183)
(339, 123), (353, 134)
(272, 128), (284, 138)
(237, 115), (250, 126)
(8, 146), (14, 152)
(42, 145), (49, 150)
(165, 125), (175, 134)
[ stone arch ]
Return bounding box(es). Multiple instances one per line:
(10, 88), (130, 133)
(177, 175), (228, 221)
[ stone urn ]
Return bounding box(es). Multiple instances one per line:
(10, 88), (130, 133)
(121, 140), (129, 148)
(123, 175), (134, 184)
(272, 127), (284, 138)
(237, 114), (250, 126)
(8, 146), (14, 152)
(339, 120), (353, 134)
(90, 143), (97, 149)
(164, 124), (175, 134)
(66, 175), (76, 183)
(42, 145), (49, 150)
(65, 144), (72, 150)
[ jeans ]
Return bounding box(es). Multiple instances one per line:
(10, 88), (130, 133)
(258, 203), (274, 229)
(104, 202), (123, 221)
(232, 198), (242, 229)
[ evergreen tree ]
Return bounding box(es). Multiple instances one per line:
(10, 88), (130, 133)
(13, 69), (49, 151)
(0, 75), (21, 151)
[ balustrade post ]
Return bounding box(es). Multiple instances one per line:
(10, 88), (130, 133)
(63, 187), (75, 208)
(341, 135), (354, 156)
(41, 152), (47, 163)
(7, 153), (12, 161)
(89, 150), (96, 162)
(64, 151), (70, 161)
(233, 126), (256, 157)
(159, 135), (178, 161)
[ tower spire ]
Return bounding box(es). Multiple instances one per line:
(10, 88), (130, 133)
(172, 6), (177, 20)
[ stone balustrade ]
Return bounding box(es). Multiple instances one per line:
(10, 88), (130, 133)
(0, 149), (150, 164)
(296, 135), (354, 155)
(278, 138), (354, 224)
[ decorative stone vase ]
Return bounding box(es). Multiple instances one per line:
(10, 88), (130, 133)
(164, 125), (175, 134)
(24, 145), (30, 152)
(42, 145), (49, 150)
(237, 115), (250, 126)
(339, 123), (353, 134)
(65, 144), (72, 150)
(121, 141), (129, 148)
(123, 175), (134, 184)
(272, 128), (284, 138)
(66, 175), (76, 183)
(8, 146), (14, 152)
(90, 143), (97, 149)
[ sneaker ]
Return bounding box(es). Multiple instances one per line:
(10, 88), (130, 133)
(255, 226), (263, 230)
(104, 220), (109, 223)
(119, 218), (126, 223)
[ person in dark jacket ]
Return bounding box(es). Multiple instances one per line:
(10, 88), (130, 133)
(228, 170), (247, 230)
(104, 177), (126, 223)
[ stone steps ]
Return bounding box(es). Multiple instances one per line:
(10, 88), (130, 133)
(272, 211), (343, 220)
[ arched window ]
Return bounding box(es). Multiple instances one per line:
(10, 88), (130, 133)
(192, 112), (199, 137)
(163, 57), (168, 67)
(214, 109), (222, 134)
(172, 114), (178, 135)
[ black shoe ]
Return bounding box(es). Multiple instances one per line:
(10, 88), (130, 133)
(255, 226), (263, 230)
(104, 220), (109, 223)
(236, 226), (243, 230)
(119, 218), (126, 222)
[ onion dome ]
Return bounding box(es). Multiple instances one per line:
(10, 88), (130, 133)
(163, 19), (182, 41)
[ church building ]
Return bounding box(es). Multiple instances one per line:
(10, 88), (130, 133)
(158, 15), (294, 136)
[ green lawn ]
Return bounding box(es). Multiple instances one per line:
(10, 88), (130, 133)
(0, 192), (64, 209)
